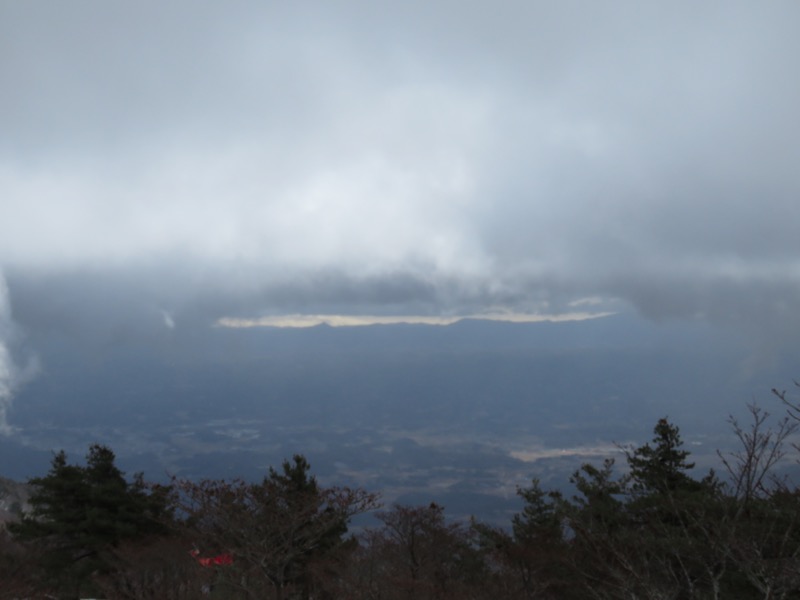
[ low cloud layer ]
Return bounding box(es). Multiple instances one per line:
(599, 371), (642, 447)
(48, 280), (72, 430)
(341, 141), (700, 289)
(2, 2), (800, 342)
(0, 273), (39, 434)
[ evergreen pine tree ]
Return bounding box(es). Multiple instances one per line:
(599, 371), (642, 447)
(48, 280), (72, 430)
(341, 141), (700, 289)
(627, 417), (697, 495)
(9, 444), (168, 598)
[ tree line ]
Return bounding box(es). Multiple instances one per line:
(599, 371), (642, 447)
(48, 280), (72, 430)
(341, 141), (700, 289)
(2, 388), (800, 599)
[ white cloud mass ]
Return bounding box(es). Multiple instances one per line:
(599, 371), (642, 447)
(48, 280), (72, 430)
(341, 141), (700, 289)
(0, 272), (40, 434)
(2, 1), (800, 339)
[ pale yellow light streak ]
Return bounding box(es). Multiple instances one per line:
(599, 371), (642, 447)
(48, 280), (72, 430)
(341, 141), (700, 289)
(216, 311), (615, 329)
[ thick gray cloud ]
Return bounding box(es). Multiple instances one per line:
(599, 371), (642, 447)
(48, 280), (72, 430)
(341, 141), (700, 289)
(2, 1), (800, 337)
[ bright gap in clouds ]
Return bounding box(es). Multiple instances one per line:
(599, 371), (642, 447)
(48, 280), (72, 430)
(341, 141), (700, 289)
(216, 311), (616, 329)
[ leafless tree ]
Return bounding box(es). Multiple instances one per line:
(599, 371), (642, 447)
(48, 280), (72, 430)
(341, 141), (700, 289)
(344, 503), (490, 600)
(716, 401), (800, 599)
(91, 535), (212, 600)
(719, 403), (797, 510)
(167, 456), (379, 600)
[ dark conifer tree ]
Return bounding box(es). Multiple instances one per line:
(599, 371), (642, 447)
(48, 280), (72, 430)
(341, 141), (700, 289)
(627, 417), (698, 495)
(9, 444), (168, 598)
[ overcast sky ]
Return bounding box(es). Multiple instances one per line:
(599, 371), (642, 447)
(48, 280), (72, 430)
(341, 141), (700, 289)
(2, 1), (800, 339)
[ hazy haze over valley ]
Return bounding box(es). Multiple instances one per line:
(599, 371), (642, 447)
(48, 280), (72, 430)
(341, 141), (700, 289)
(3, 312), (798, 524)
